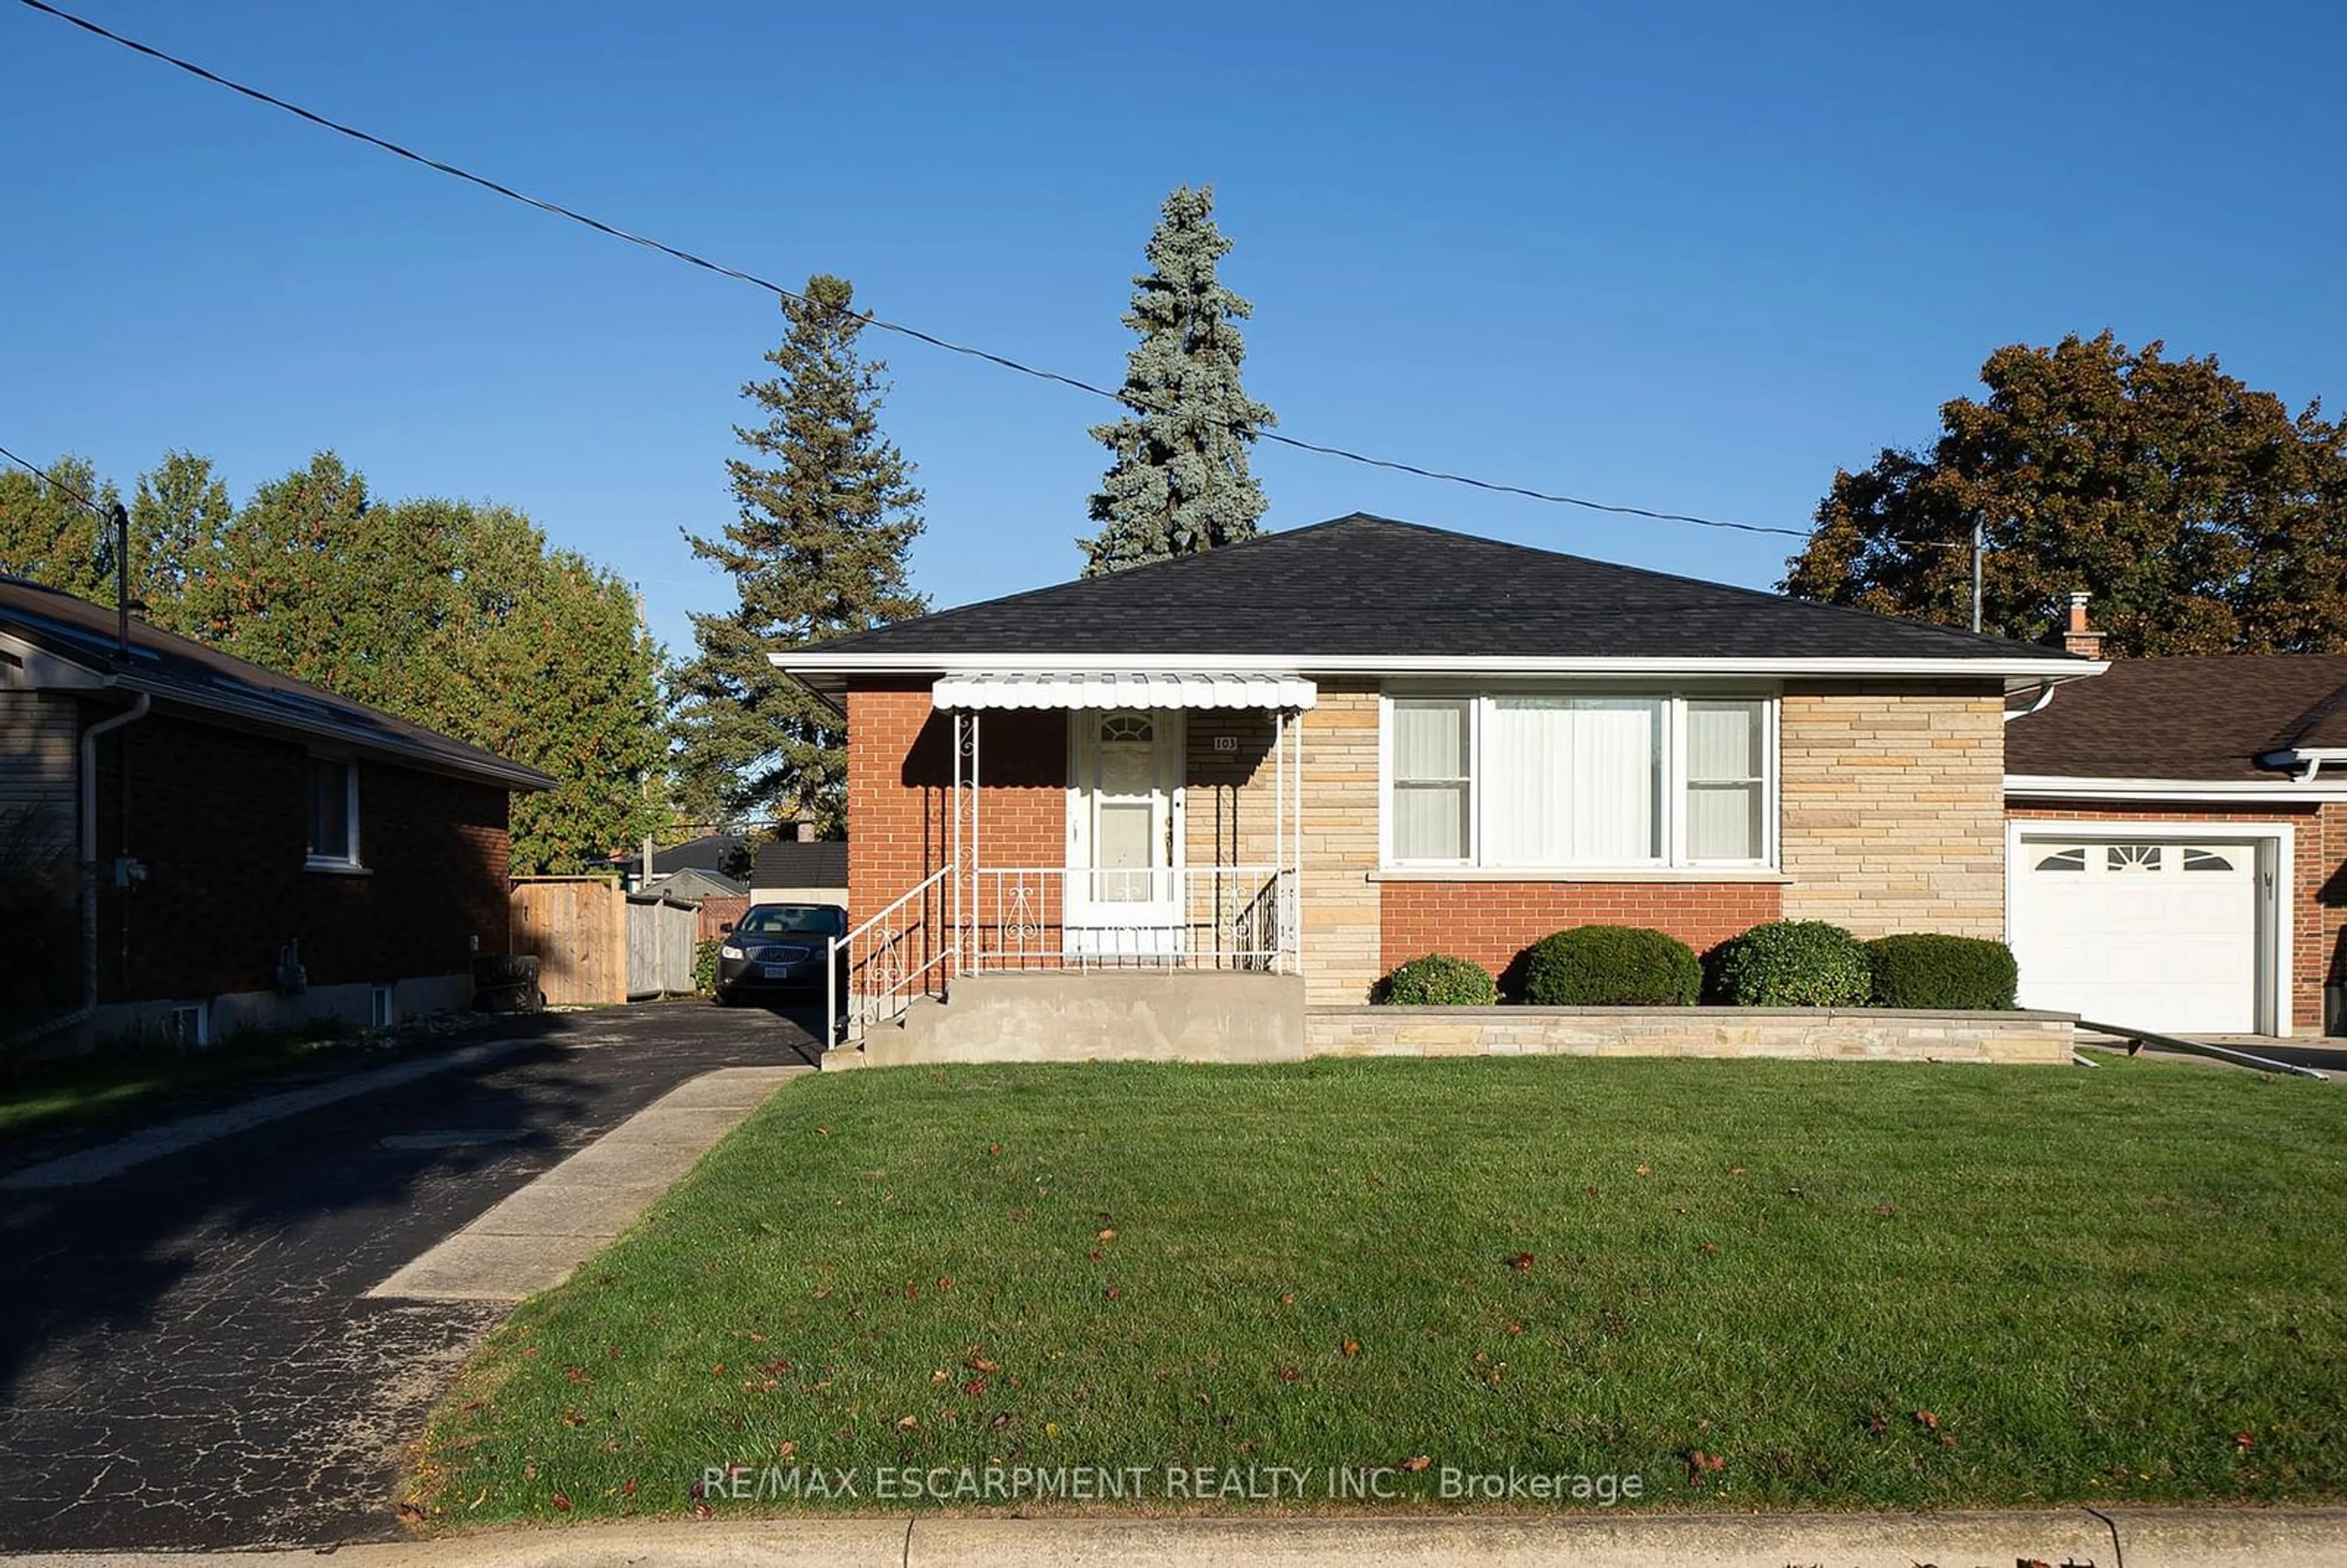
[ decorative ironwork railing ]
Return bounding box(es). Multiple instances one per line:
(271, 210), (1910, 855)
(965, 865), (1296, 974)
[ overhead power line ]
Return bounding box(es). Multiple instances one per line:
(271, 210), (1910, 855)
(14, 0), (1816, 542)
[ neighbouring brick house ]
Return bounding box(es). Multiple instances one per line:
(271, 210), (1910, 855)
(777, 515), (2095, 1049)
(2004, 609), (2347, 1037)
(1, 575), (551, 1047)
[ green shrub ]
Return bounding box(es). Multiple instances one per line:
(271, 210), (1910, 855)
(1865, 932), (2019, 1009)
(1708, 920), (1871, 1006)
(695, 939), (722, 997)
(1517, 925), (1701, 1006)
(1375, 953), (1499, 1006)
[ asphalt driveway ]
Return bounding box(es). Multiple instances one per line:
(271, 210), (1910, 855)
(0, 1000), (819, 1553)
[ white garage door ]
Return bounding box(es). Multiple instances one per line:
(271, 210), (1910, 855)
(2012, 838), (2261, 1034)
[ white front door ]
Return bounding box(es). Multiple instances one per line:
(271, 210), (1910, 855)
(1067, 709), (1184, 958)
(2010, 836), (2269, 1034)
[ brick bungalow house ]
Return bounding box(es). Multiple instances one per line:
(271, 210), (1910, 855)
(1, 575), (551, 1047)
(778, 515), (2098, 1049)
(2004, 607), (2347, 1037)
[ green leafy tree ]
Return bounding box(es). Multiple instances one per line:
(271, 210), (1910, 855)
(129, 450), (233, 636)
(0, 455), (118, 601)
(1079, 185), (1277, 576)
(675, 274), (927, 832)
(188, 456), (664, 873)
(1784, 332), (2347, 654)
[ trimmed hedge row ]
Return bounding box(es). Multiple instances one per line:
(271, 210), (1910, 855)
(1375, 923), (2022, 1011)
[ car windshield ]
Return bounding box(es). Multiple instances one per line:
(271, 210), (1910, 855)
(736, 906), (845, 937)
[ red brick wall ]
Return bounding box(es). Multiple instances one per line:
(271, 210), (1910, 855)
(1379, 881), (1782, 982)
(2007, 800), (2338, 1033)
(90, 708), (512, 1003)
(845, 685), (1066, 973)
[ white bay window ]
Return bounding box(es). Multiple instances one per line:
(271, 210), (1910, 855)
(1386, 692), (1774, 870)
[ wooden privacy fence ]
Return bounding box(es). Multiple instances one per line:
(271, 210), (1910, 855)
(697, 895), (749, 943)
(511, 877), (700, 1005)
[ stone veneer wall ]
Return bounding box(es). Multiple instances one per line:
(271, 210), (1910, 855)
(1299, 681), (1382, 1006)
(1779, 681), (2007, 938)
(1306, 1006), (2073, 1065)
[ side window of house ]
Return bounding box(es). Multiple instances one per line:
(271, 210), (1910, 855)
(307, 757), (358, 866)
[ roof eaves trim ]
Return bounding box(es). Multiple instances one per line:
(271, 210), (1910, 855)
(779, 651), (2104, 681)
(2004, 773), (2347, 802)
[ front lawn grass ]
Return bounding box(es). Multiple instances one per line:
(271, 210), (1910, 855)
(411, 1055), (2347, 1523)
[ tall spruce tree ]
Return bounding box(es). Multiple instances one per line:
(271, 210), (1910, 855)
(1079, 185), (1276, 576)
(674, 274), (926, 832)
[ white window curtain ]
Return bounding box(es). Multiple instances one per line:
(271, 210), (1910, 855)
(1483, 697), (1659, 863)
(1392, 698), (1471, 860)
(1684, 699), (1764, 862)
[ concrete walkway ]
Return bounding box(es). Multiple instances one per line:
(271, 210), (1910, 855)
(367, 1066), (806, 1302)
(12, 1508), (2347, 1567)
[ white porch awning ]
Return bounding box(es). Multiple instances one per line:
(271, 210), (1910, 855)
(932, 671), (1317, 711)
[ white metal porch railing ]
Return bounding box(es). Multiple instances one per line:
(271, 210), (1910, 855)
(826, 865), (954, 1046)
(965, 865), (1296, 973)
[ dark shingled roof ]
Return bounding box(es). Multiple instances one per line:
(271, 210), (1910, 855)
(753, 840), (847, 887)
(0, 574), (553, 791)
(799, 515), (2080, 664)
(2005, 656), (2347, 782)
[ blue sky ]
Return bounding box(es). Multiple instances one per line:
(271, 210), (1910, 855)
(3, 1), (2340, 656)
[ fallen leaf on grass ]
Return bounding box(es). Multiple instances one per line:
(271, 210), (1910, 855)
(1098, 1227), (1118, 1243)
(1510, 1253), (1536, 1272)
(1106, 1286), (1124, 1301)
(394, 1501), (425, 1526)
(905, 1281), (920, 1299)
(521, 1346), (539, 1359)
(1342, 1338), (1362, 1358)
(1699, 1243), (1719, 1256)
(552, 1493), (573, 1513)
(461, 1398), (486, 1412)
(565, 1365), (584, 1382)
(1276, 1368), (1302, 1382)
(1878, 1203), (1897, 1218)
(1277, 1292), (1297, 1306)
(1634, 1163), (1651, 1176)
(936, 1277), (954, 1292)
(931, 1369), (951, 1383)
(988, 1143), (1003, 1157)
(622, 1478), (637, 1496)
(1088, 1248), (1106, 1262)
(896, 1415), (919, 1431)
(964, 1377), (990, 1395)
(815, 1126), (830, 1136)
(1683, 1450), (1725, 1486)
(693, 1502), (714, 1519)
(1912, 1410), (1938, 1432)
(1401, 1455), (1431, 1473)
(1504, 1321), (1522, 1336)
(2236, 1432), (2256, 1451)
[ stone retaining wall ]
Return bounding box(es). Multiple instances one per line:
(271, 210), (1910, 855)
(1306, 1005), (2074, 1065)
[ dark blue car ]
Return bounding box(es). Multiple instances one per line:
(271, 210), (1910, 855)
(713, 903), (848, 1005)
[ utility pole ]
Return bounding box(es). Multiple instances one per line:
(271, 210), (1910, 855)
(1969, 516), (1985, 635)
(111, 501), (131, 662)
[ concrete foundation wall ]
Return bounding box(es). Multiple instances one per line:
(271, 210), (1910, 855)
(95, 972), (474, 1045)
(1307, 1005), (2074, 1064)
(872, 970), (1307, 1065)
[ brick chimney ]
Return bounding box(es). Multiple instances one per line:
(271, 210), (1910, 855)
(2062, 592), (2105, 658)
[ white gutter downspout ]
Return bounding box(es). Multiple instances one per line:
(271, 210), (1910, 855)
(2003, 680), (2059, 723)
(79, 692), (151, 1020)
